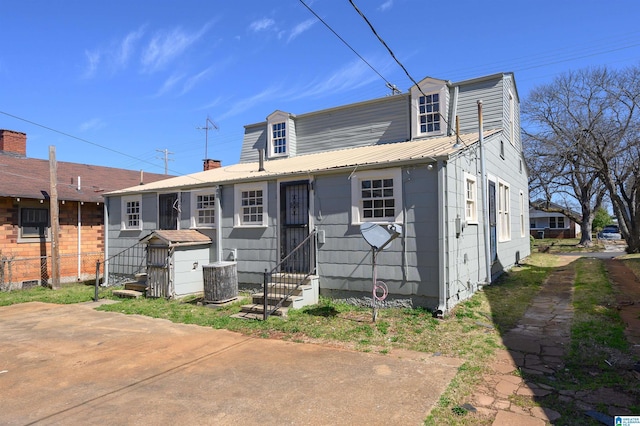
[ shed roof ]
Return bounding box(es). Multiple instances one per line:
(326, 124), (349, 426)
(0, 153), (171, 202)
(141, 230), (212, 247)
(108, 129), (501, 195)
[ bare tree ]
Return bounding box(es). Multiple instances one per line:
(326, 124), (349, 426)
(523, 69), (608, 247)
(524, 65), (640, 252)
(585, 66), (640, 252)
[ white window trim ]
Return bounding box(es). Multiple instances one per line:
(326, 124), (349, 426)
(190, 189), (217, 229)
(350, 168), (403, 225)
(234, 182), (268, 228)
(519, 190), (525, 237)
(410, 83), (447, 139)
(498, 180), (511, 242)
(267, 111), (289, 159)
(121, 195), (142, 231)
(508, 89), (516, 146)
(464, 173), (478, 224)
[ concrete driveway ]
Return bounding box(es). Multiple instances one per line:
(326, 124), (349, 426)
(0, 302), (462, 426)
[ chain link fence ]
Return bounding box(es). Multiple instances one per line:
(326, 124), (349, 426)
(0, 252), (102, 291)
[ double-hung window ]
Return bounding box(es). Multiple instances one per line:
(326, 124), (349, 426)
(465, 174), (477, 223)
(191, 190), (216, 228)
(235, 182), (268, 227)
(520, 191), (526, 237)
(498, 181), (510, 241)
(267, 111), (289, 158)
(549, 216), (565, 229)
(121, 195), (142, 230)
(271, 122), (286, 155)
(410, 79), (447, 138)
(418, 93), (441, 134)
(20, 207), (49, 239)
(351, 168), (402, 224)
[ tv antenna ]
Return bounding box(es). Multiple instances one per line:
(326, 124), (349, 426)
(196, 116), (218, 159)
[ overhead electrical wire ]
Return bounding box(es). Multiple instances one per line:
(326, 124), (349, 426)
(298, 0), (398, 93)
(0, 110), (209, 182)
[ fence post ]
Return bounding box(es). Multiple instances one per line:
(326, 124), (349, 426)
(94, 260), (100, 302)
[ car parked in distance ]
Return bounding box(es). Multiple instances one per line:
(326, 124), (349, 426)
(598, 225), (622, 240)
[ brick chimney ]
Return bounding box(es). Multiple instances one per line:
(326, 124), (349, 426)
(203, 159), (221, 171)
(0, 129), (27, 157)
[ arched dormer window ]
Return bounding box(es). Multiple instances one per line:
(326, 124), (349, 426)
(267, 111), (291, 158)
(410, 78), (448, 139)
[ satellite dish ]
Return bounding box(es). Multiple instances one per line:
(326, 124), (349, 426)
(360, 223), (402, 251)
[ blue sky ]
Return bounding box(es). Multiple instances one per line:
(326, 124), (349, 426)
(1, 0), (639, 176)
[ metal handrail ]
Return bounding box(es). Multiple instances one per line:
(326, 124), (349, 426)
(263, 229), (317, 320)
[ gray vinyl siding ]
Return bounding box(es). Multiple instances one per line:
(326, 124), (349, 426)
(239, 123), (266, 163)
(105, 193), (157, 260)
(481, 132), (531, 277)
(221, 182), (278, 285)
(287, 118), (297, 157)
(313, 165), (440, 307)
(239, 95), (410, 163)
(456, 77), (504, 134)
(295, 95), (409, 156)
(502, 75), (521, 150)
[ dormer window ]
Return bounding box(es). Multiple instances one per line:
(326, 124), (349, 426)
(418, 94), (441, 133)
(271, 122), (287, 155)
(410, 77), (448, 139)
(267, 111), (292, 158)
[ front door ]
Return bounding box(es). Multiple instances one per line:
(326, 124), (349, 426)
(159, 193), (179, 230)
(280, 181), (310, 273)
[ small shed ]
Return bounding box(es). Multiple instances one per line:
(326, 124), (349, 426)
(141, 230), (212, 298)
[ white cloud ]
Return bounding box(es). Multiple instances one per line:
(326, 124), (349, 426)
(297, 59), (381, 99)
(78, 118), (106, 132)
(287, 19), (316, 43)
(115, 28), (145, 68)
(249, 18), (275, 32)
(217, 86), (280, 121)
(141, 23), (211, 73)
(379, 0), (393, 12)
(155, 73), (185, 97)
(83, 50), (101, 78)
(181, 66), (215, 95)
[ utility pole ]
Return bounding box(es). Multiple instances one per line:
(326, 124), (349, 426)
(49, 146), (60, 289)
(155, 149), (174, 175)
(196, 116), (218, 159)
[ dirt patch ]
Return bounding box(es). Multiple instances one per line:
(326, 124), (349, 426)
(604, 258), (640, 358)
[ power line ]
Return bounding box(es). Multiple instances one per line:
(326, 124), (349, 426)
(347, 0), (462, 142)
(0, 110), (208, 182)
(298, 0), (399, 95)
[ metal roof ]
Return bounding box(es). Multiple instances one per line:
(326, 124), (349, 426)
(107, 130), (501, 195)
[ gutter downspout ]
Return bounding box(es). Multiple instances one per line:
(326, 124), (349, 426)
(77, 202), (82, 279)
(77, 176), (82, 280)
(435, 159), (447, 318)
(104, 199), (109, 284)
(215, 185), (222, 262)
(478, 100), (492, 284)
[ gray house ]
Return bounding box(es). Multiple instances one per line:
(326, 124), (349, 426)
(104, 72), (530, 315)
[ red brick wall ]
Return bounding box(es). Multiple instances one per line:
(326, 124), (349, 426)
(0, 197), (104, 286)
(0, 129), (27, 156)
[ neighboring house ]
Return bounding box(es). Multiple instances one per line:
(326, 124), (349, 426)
(529, 202), (582, 239)
(0, 129), (170, 289)
(104, 72), (531, 314)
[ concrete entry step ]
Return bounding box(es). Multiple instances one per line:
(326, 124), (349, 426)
(113, 289), (143, 299)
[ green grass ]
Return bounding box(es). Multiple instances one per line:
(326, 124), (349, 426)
(531, 237), (604, 253)
(0, 282), (98, 306)
(2, 252), (638, 425)
(521, 257), (640, 424)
